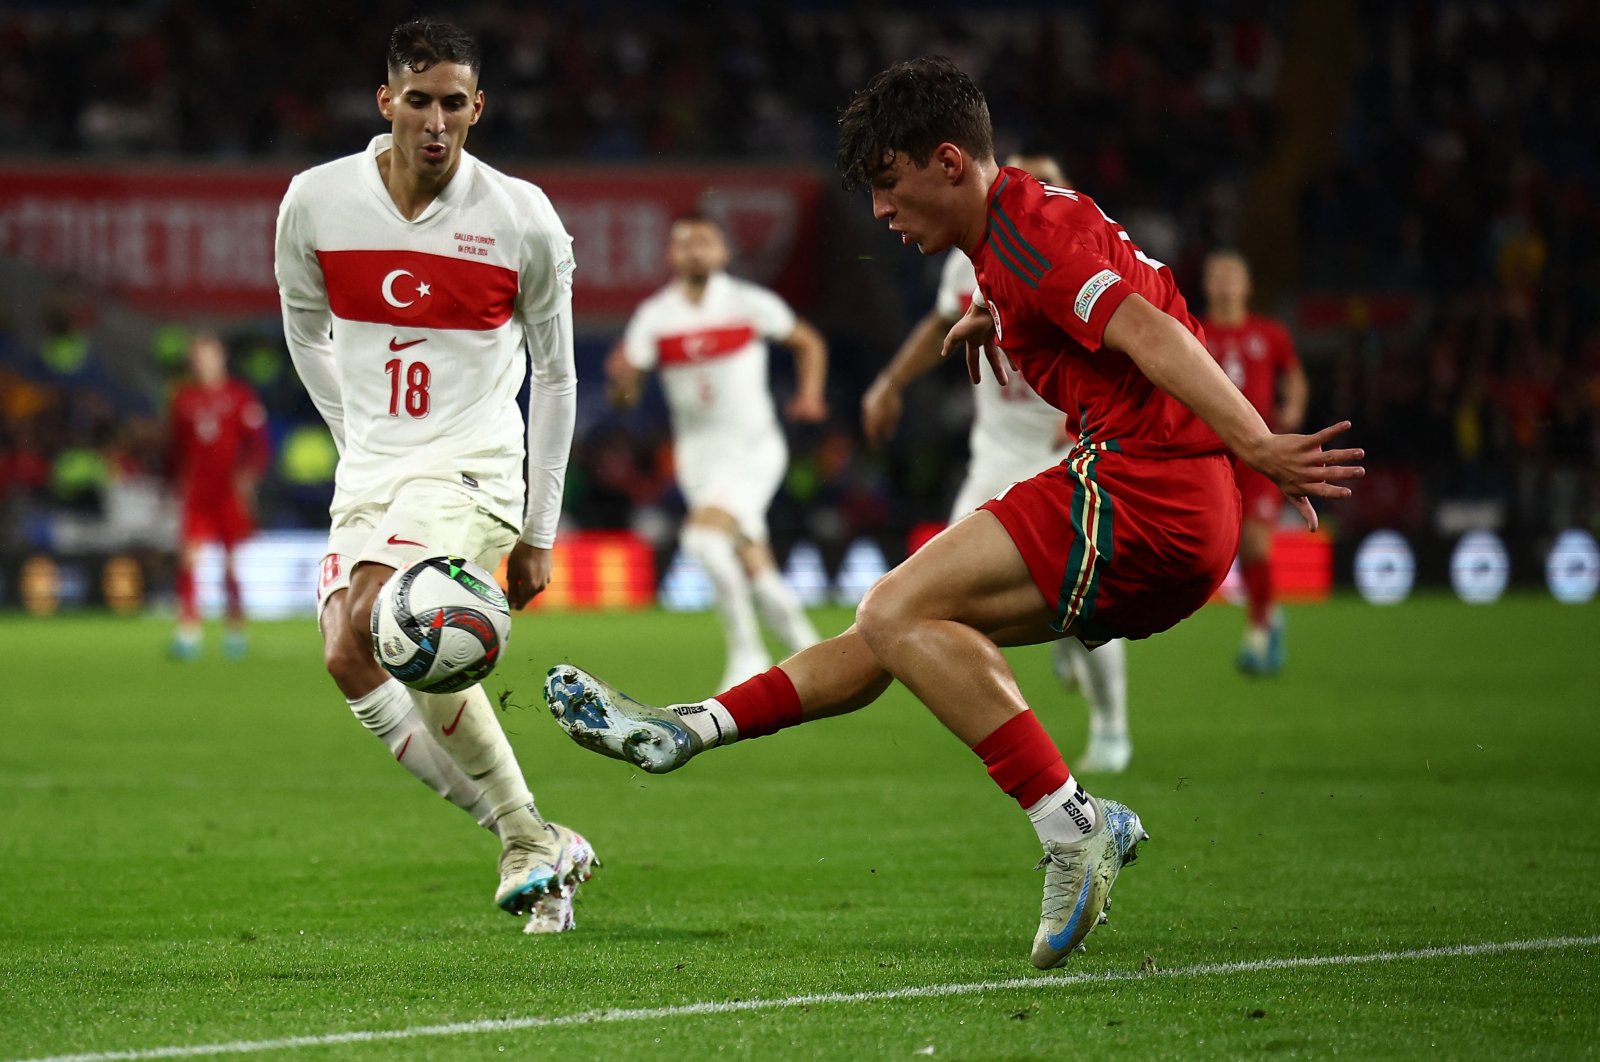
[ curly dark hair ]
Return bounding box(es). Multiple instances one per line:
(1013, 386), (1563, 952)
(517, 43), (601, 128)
(387, 17), (481, 80)
(836, 57), (995, 190)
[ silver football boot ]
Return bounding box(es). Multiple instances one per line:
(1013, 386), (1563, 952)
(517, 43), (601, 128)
(545, 666), (703, 774)
(1030, 797), (1148, 969)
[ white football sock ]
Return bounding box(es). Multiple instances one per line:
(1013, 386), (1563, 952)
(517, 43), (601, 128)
(348, 678), (495, 828)
(668, 697), (739, 749)
(750, 567), (821, 653)
(413, 684), (543, 839)
(1053, 638), (1129, 740)
(681, 525), (767, 668)
(1027, 778), (1099, 844)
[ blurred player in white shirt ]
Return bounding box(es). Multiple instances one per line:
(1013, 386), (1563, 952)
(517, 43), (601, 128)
(274, 17), (594, 932)
(609, 214), (829, 690)
(859, 153), (1132, 774)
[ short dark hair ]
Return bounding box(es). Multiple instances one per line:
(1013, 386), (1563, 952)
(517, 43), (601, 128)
(387, 17), (481, 81)
(837, 57), (995, 190)
(673, 210), (723, 231)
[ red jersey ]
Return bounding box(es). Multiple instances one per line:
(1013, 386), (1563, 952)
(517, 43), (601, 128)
(1202, 315), (1300, 425)
(168, 378), (269, 508)
(971, 168), (1224, 458)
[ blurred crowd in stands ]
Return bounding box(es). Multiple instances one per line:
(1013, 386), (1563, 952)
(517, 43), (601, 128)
(1299, 0), (1600, 539)
(1, 0), (1596, 569)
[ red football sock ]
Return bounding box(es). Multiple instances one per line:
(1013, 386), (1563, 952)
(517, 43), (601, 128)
(1242, 558), (1273, 629)
(713, 666), (803, 740)
(176, 563), (197, 625)
(973, 711), (1072, 809)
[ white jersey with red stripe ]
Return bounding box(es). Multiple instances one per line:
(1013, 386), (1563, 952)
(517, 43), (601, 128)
(621, 271), (795, 443)
(935, 249), (1072, 506)
(275, 135), (575, 541)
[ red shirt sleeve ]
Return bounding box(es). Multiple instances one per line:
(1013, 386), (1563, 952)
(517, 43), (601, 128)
(1033, 238), (1134, 352)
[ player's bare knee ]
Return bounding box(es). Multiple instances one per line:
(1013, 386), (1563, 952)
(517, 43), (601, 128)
(323, 628), (370, 686)
(855, 579), (911, 658)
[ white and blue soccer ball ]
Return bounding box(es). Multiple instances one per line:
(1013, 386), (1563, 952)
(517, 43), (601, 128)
(371, 556), (513, 694)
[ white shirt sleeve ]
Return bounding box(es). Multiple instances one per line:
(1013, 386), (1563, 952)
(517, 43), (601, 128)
(517, 186), (578, 548)
(280, 305), (345, 454)
(274, 177), (345, 451)
(621, 304), (658, 371)
(521, 303), (576, 548)
(516, 186), (576, 325)
(935, 249), (977, 322)
(741, 282), (798, 341)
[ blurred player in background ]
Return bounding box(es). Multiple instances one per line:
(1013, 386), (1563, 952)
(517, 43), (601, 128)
(551, 58), (1361, 969)
(1202, 251), (1307, 676)
(166, 331), (268, 661)
(608, 213), (829, 691)
(274, 17), (593, 933)
(861, 151), (1131, 774)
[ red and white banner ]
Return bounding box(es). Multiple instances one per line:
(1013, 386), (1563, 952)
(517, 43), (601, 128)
(0, 163), (822, 319)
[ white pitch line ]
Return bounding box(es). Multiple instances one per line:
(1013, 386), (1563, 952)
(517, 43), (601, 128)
(15, 934), (1599, 1062)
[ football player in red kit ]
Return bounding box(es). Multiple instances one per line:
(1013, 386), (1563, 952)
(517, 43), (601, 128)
(1202, 250), (1308, 675)
(167, 332), (269, 660)
(548, 58), (1363, 969)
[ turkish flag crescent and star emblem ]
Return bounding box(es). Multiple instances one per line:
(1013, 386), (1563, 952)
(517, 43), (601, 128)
(316, 249), (518, 330)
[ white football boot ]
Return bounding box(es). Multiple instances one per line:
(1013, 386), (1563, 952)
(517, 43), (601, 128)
(545, 666), (703, 774)
(520, 826), (598, 934)
(1030, 797), (1148, 969)
(495, 822), (598, 917)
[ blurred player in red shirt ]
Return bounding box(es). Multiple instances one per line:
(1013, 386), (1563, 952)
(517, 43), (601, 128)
(167, 332), (269, 660)
(1202, 251), (1308, 675)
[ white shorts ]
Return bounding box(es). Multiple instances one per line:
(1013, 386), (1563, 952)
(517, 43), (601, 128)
(950, 450), (1070, 521)
(675, 429), (787, 542)
(316, 478), (518, 624)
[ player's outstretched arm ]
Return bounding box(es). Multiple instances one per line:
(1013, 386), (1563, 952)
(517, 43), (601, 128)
(782, 319), (829, 423)
(1103, 295), (1363, 531)
(862, 309), (957, 445)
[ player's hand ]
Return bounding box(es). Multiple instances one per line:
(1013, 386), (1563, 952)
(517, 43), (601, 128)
(940, 303), (1013, 386)
(860, 375), (903, 446)
(505, 541), (553, 609)
(1240, 421), (1365, 533)
(786, 392), (829, 423)
(604, 343), (642, 409)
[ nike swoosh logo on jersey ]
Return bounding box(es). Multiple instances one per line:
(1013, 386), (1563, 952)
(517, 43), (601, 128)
(386, 534), (426, 548)
(441, 699), (468, 736)
(389, 337), (427, 351)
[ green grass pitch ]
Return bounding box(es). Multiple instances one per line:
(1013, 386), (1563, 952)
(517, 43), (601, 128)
(2, 595), (1597, 1060)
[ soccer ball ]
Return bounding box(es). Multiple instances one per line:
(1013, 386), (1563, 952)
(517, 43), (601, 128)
(370, 556), (513, 694)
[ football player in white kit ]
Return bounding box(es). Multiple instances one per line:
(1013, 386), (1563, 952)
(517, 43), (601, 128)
(274, 18), (595, 933)
(860, 153), (1132, 774)
(608, 214), (829, 690)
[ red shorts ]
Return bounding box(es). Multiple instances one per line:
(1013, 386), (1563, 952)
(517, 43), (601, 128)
(980, 446), (1241, 642)
(182, 495), (253, 547)
(1235, 462), (1282, 525)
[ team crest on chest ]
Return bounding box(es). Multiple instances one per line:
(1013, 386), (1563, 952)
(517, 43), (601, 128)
(381, 269), (434, 319)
